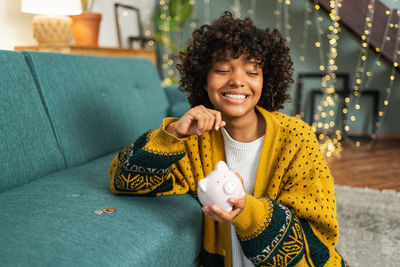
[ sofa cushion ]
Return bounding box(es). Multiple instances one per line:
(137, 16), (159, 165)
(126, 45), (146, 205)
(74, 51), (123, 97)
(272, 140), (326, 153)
(0, 50), (65, 192)
(0, 152), (203, 266)
(23, 52), (169, 168)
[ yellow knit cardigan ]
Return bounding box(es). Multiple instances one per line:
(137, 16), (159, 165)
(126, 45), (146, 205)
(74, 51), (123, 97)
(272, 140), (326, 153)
(109, 106), (346, 267)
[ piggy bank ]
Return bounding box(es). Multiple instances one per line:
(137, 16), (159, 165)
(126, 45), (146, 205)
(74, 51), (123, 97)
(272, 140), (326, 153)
(197, 161), (245, 212)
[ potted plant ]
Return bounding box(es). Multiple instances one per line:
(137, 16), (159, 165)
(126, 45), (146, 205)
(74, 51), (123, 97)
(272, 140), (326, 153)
(70, 0), (102, 46)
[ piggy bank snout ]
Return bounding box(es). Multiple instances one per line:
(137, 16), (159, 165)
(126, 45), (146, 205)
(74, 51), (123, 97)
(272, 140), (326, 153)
(197, 161), (245, 212)
(223, 181), (236, 194)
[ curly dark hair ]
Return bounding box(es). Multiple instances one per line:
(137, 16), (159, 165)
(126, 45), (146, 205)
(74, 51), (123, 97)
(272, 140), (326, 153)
(176, 11), (293, 111)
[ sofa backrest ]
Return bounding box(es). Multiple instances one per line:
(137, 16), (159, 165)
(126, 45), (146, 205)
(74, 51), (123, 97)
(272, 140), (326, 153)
(23, 52), (169, 168)
(0, 51), (66, 192)
(164, 85), (191, 118)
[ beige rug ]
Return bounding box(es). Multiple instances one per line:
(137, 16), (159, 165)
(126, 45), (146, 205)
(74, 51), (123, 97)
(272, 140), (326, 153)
(334, 185), (400, 267)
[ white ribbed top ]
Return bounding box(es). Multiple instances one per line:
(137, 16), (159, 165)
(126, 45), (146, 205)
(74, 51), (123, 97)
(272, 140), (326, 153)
(220, 127), (264, 267)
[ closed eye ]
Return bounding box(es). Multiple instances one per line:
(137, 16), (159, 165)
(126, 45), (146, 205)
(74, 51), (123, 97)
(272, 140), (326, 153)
(215, 70), (229, 73)
(247, 72), (259, 76)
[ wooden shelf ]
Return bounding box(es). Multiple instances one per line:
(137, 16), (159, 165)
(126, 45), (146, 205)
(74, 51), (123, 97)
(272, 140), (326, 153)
(15, 45), (157, 65)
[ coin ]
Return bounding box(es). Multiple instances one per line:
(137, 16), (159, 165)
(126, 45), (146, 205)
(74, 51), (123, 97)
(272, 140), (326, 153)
(104, 206), (117, 213)
(94, 209), (104, 215)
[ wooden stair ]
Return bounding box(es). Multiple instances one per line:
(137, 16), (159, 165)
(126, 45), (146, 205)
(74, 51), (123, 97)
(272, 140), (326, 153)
(316, 0), (400, 71)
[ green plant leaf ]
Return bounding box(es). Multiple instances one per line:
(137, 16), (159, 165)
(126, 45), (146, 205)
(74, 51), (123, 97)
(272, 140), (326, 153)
(81, 0), (95, 11)
(153, 10), (178, 32)
(153, 32), (178, 51)
(170, 76), (180, 85)
(81, 0), (88, 10)
(170, 0), (193, 24)
(89, 0), (95, 11)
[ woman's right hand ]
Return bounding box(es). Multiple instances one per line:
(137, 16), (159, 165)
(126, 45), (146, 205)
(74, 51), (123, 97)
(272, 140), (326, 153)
(166, 105), (226, 138)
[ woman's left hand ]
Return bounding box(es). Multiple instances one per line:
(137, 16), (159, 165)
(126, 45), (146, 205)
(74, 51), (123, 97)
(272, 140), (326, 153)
(201, 172), (246, 223)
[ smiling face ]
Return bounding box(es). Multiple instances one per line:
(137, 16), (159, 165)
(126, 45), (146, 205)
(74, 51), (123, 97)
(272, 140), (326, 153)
(206, 53), (263, 121)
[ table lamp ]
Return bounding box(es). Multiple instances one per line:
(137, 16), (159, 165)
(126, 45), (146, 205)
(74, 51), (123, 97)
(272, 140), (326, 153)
(21, 0), (82, 46)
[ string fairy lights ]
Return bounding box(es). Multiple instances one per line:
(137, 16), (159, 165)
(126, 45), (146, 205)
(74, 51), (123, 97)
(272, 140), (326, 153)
(313, 0), (327, 72)
(158, 0), (172, 84)
(190, 0), (197, 29)
(274, 0), (292, 43)
(274, 0), (283, 33)
(343, 0), (399, 147)
(157, 0), (197, 85)
(232, 0), (241, 18)
(299, 0), (313, 62)
(345, 0), (376, 137)
(312, 0), (343, 158)
(204, 0), (210, 24)
(347, 0), (399, 145)
(142, 0), (154, 48)
(285, 0), (292, 43)
(249, 0), (256, 21)
(374, 8), (400, 136)
(298, 0), (398, 153)
(231, 0), (257, 20)
(364, 4), (395, 89)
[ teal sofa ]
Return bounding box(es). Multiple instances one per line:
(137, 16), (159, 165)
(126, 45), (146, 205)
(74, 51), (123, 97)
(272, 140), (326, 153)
(0, 50), (201, 266)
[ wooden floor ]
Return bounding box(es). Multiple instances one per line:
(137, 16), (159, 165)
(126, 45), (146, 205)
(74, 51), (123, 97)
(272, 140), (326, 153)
(328, 137), (400, 192)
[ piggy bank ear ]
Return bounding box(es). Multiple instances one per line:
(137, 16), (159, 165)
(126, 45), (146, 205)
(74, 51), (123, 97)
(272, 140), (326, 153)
(215, 161), (229, 172)
(198, 179), (208, 192)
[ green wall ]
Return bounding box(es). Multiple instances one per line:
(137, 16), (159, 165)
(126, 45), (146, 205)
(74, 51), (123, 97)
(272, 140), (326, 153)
(170, 0), (399, 133)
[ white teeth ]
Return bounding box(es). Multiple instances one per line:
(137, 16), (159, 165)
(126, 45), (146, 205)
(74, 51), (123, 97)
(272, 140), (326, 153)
(224, 94), (246, 100)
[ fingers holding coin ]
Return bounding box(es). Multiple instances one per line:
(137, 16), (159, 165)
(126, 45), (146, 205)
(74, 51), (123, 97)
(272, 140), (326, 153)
(190, 106), (225, 135)
(166, 105), (226, 138)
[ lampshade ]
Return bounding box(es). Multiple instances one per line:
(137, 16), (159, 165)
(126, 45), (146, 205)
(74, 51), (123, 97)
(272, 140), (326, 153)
(21, 0), (82, 16)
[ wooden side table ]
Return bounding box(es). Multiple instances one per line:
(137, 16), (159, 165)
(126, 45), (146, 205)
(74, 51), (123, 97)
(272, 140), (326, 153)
(14, 45), (157, 65)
